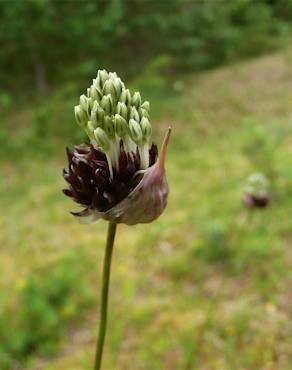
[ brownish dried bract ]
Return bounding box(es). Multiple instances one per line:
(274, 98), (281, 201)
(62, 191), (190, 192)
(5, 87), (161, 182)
(103, 127), (171, 225)
(63, 128), (171, 225)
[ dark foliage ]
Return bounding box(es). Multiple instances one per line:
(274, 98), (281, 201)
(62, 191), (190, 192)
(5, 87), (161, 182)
(1, 0), (292, 99)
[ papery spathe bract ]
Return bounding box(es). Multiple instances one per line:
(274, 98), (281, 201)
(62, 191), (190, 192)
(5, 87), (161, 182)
(75, 128), (171, 225)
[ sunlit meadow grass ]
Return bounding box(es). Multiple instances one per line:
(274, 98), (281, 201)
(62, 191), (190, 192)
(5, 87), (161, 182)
(1, 50), (292, 369)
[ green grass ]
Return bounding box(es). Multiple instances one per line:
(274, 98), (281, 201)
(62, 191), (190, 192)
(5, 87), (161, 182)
(1, 49), (292, 369)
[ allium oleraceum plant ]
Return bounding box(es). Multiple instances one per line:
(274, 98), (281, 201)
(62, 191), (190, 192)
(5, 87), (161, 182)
(242, 173), (270, 209)
(63, 69), (171, 369)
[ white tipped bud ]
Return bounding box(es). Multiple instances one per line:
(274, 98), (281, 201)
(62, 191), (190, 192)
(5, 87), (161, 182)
(88, 120), (97, 133)
(98, 69), (109, 87)
(96, 106), (105, 126)
(119, 89), (131, 105)
(129, 119), (143, 143)
(141, 101), (150, 112)
(87, 97), (94, 113)
(104, 116), (115, 138)
(139, 107), (150, 119)
(103, 79), (116, 97)
(90, 101), (99, 125)
(140, 117), (152, 141)
(92, 99), (99, 111)
(89, 85), (100, 101)
(100, 94), (113, 115)
(94, 127), (110, 151)
(130, 106), (140, 122)
(114, 114), (128, 138)
(126, 89), (132, 104)
(79, 94), (89, 113)
(113, 77), (123, 97)
(90, 113), (98, 126)
(74, 105), (88, 127)
(119, 89), (126, 104)
(116, 102), (128, 120)
(93, 78), (101, 90)
(132, 92), (142, 108)
(109, 72), (117, 79)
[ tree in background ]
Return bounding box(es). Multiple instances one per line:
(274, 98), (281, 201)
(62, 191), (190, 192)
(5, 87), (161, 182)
(1, 0), (292, 99)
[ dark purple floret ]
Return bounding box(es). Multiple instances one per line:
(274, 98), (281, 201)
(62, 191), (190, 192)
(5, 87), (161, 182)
(243, 192), (270, 209)
(63, 142), (158, 214)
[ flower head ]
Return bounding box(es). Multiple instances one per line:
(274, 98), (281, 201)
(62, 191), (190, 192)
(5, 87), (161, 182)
(63, 69), (170, 224)
(242, 173), (270, 209)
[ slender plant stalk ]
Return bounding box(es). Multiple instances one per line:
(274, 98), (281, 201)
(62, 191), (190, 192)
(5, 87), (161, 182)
(94, 221), (117, 370)
(246, 209), (255, 230)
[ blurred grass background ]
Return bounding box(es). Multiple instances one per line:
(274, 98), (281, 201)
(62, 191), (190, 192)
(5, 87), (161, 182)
(1, 0), (292, 369)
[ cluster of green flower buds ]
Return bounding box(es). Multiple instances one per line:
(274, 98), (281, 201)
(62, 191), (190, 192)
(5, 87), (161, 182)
(74, 69), (152, 178)
(245, 173), (269, 198)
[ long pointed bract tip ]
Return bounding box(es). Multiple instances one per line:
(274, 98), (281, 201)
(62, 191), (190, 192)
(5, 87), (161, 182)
(157, 126), (172, 169)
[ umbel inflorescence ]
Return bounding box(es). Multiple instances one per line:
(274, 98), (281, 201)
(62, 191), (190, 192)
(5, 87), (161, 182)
(242, 173), (270, 209)
(63, 69), (170, 225)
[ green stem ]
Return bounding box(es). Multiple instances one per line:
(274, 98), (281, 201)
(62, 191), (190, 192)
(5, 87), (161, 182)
(246, 209), (254, 230)
(94, 222), (117, 370)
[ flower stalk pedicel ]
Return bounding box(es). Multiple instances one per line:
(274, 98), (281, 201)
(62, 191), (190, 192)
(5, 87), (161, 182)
(63, 69), (171, 369)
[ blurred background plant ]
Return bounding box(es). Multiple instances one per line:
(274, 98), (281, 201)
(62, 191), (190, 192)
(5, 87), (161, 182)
(0, 251), (95, 369)
(1, 0), (292, 368)
(1, 0), (292, 103)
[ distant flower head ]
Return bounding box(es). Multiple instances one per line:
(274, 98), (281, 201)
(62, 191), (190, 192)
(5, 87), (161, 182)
(63, 70), (171, 224)
(242, 173), (270, 209)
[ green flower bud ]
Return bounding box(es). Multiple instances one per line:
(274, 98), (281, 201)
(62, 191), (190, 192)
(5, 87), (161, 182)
(113, 77), (124, 97)
(140, 117), (152, 140)
(96, 106), (105, 126)
(129, 119), (142, 143)
(90, 101), (99, 125)
(103, 79), (116, 97)
(139, 107), (150, 119)
(92, 78), (101, 90)
(104, 116), (115, 138)
(89, 85), (100, 101)
(119, 89), (131, 105)
(100, 94), (113, 115)
(141, 101), (150, 112)
(109, 72), (118, 79)
(97, 69), (109, 87)
(74, 105), (88, 127)
(91, 99), (99, 111)
(130, 106), (140, 122)
(94, 127), (110, 151)
(87, 97), (94, 113)
(88, 120), (97, 133)
(132, 92), (141, 108)
(119, 89), (126, 103)
(116, 102), (128, 120)
(245, 173), (269, 197)
(114, 114), (128, 138)
(79, 94), (89, 114)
